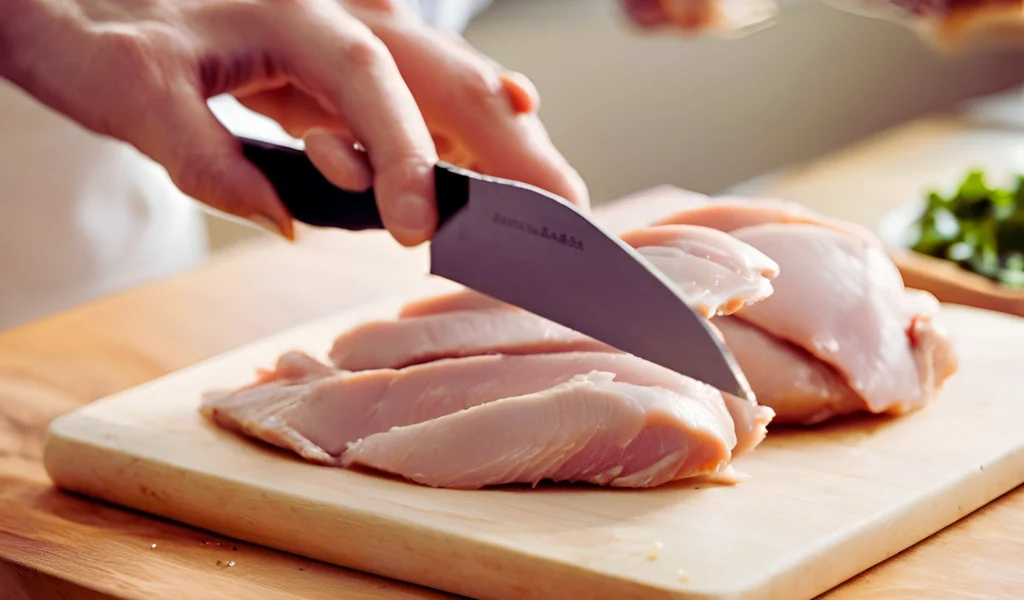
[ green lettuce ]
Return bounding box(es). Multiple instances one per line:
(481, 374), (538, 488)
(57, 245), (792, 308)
(909, 169), (1024, 287)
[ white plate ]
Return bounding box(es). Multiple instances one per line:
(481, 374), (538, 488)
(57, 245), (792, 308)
(876, 198), (925, 252)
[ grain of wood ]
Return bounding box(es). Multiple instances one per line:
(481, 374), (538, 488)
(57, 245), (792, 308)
(891, 249), (1024, 317)
(0, 233), (454, 600)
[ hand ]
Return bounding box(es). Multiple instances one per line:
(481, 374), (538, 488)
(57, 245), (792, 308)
(0, 0), (588, 246)
(621, 0), (718, 30)
(620, 0), (780, 34)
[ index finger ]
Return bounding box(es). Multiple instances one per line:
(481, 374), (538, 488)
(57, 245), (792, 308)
(277, 0), (440, 245)
(349, 6), (590, 210)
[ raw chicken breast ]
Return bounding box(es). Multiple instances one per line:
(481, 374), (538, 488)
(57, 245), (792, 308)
(652, 193), (880, 243)
(720, 392), (774, 455)
(714, 316), (864, 425)
(201, 350), (777, 468)
(391, 292), (774, 452)
(394, 222), (779, 323)
(328, 309), (613, 371)
(648, 193), (959, 420)
(342, 372), (737, 489)
(620, 225), (779, 317)
(903, 290), (960, 402)
(398, 291), (509, 319)
(728, 223), (958, 415)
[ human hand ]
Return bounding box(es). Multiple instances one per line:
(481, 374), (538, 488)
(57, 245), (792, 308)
(0, 0), (588, 245)
(621, 0), (1024, 47)
(620, 0), (780, 34)
(821, 0), (1024, 48)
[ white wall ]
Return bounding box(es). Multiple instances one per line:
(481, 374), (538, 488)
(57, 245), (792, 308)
(462, 0), (1024, 205)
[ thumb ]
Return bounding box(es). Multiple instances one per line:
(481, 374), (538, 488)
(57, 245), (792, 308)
(128, 92), (295, 240)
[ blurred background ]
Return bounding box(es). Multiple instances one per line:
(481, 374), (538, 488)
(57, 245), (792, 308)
(207, 0), (1024, 250)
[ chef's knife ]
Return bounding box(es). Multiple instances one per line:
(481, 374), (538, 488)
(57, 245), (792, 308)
(237, 136), (754, 402)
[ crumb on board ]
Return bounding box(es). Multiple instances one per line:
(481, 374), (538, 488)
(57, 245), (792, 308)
(150, 544), (157, 549)
(677, 568), (689, 582)
(647, 541), (664, 561)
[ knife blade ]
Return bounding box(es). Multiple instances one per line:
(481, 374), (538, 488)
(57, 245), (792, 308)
(237, 135), (754, 402)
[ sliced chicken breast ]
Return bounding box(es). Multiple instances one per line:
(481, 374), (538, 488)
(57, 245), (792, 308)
(620, 225), (779, 317)
(341, 372), (737, 489)
(201, 350), (779, 467)
(714, 316), (864, 425)
(396, 292), (776, 454)
(650, 195), (958, 420)
(728, 223), (957, 415)
(398, 291), (510, 319)
(202, 352), (340, 464)
(396, 222), (778, 322)
(328, 309), (613, 371)
(653, 194), (880, 243)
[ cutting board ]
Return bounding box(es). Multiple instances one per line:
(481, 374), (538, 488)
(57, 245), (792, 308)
(42, 279), (1024, 600)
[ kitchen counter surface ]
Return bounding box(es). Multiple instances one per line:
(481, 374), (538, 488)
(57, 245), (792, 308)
(3, 90), (1023, 600)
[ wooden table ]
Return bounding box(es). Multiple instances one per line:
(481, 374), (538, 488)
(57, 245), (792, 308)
(4, 92), (1024, 599)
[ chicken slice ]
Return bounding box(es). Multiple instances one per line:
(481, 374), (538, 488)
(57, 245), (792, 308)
(720, 392), (774, 454)
(649, 193), (958, 419)
(728, 223), (957, 415)
(394, 221), (778, 326)
(620, 224), (779, 317)
(200, 350), (778, 466)
(713, 316), (864, 425)
(341, 372), (737, 489)
(392, 290), (774, 451)
(397, 290), (509, 319)
(328, 309), (613, 371)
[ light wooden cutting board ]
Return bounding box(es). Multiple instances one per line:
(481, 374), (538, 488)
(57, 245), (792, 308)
(42, 277), (1024, 600)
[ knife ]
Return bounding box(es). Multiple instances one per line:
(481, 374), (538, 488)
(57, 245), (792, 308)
(237, 135), (754, 402)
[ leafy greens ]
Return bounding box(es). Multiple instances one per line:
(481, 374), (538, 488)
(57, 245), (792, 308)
(910, 169), (1024, 288)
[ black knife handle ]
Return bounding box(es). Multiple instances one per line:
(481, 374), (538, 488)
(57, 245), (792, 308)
(237, 135), (469, 230)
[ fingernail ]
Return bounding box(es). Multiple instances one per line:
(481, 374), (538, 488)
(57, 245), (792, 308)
(388, 193), (434, 239)
(501, 72), (539, 114)
(250, 214), (292, 240)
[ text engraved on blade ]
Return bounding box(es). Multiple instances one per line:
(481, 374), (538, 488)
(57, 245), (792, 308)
(492, 213), (584, 251)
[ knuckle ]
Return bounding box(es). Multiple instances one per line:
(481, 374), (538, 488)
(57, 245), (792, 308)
(99, 30), (152, 72)
(455, 64), (502, 107)
(341, 36), (389, 70)
(97, 26), (186, 94)
(380, 153), (433, 193)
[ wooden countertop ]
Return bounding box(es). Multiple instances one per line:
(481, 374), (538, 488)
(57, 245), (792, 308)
(4, 90), (1024, 599)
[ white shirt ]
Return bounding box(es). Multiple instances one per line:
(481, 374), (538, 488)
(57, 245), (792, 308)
(0, 0), (491, 332)
(0, 80), (208, 331)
